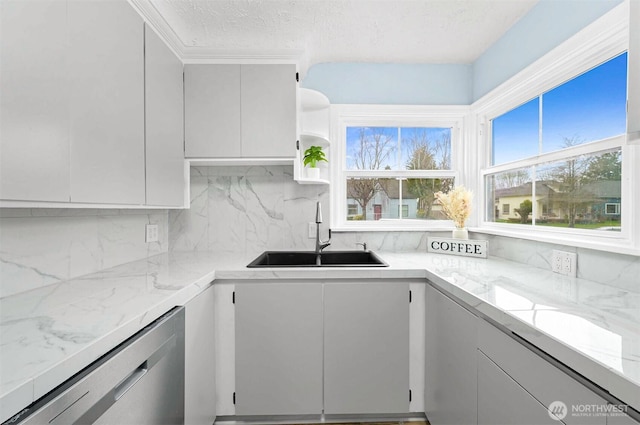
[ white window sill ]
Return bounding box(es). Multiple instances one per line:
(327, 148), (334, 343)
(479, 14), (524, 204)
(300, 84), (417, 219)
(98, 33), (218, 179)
(471, 225), (640, 257)
(331, 221), (459, 233)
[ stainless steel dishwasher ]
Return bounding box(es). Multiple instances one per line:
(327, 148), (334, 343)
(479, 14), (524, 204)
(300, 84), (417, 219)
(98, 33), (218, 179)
(4, 307), (185, 425)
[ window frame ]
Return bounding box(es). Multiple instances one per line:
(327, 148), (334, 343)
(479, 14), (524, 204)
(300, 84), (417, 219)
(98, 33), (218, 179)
(471, 3), (639, 254)
(605, 203), (621, 215)
(330, 104), (468, 231)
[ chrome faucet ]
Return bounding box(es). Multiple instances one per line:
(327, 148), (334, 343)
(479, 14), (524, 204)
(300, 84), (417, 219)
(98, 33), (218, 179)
(315, 201), (331, 264)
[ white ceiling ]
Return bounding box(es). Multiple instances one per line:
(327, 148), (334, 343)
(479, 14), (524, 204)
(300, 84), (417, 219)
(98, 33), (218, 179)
(147, 0), (538, 73)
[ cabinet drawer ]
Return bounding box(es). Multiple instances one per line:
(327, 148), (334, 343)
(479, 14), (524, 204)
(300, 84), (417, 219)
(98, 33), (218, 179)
(478, 319), (606, 425)
(478, 350), (560, 425)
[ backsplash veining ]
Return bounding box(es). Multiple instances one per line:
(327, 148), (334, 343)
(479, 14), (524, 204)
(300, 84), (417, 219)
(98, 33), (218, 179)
(169, 165), (639, 292)
(0, 209), (168, 298)
(169, 166), (330, 258)
(1, 165), (636, 297)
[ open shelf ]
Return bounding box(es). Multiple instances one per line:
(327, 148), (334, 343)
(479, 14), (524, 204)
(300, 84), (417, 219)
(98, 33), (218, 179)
(295, 89), (331, 185)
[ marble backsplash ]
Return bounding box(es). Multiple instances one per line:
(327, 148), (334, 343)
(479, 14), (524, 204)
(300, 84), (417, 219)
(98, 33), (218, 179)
(1, 165), (636, 297)
(169, 165), (330, 258)
(170, 165), (639, 292)
(0, 208), (168, 298)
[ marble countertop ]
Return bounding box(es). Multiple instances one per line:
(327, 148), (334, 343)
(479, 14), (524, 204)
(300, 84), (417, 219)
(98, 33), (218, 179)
(1, 250), (638, 422)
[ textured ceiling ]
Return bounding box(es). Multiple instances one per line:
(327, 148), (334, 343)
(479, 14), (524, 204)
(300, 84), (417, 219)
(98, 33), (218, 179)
(150, 0), (538, 67)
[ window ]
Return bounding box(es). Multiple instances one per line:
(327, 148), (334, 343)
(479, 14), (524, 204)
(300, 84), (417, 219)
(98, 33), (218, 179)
(484, 53), (626, 234)
(605, 203), (620, 215)
(331, 105), (465, 230)
(347, 203), (358, 218)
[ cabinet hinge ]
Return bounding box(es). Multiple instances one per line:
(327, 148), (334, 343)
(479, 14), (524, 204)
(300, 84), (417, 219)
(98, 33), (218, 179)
(232, 291), (235, 304)
(233, 392), (236, 405)
(296, 140), (300, 150)
(409, 389), (412, 402)
(409, 290), (412, 303)
(296, 72), (299, 82)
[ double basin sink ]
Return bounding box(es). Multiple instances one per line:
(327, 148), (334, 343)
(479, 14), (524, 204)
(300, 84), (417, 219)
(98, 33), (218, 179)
(247, 250), (388, 268)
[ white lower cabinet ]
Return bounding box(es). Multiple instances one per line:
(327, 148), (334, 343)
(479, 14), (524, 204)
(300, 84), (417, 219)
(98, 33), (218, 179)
(477, 350), (559, 425)
(234, 283), (323, 415)
(184, 285), (216, 425)
(323, 282), (410, 415)
(424, 285), (477, 425)
(477, 319), (607, 425)
(425, 283), (631, 425)
(231, 281), (410, 417)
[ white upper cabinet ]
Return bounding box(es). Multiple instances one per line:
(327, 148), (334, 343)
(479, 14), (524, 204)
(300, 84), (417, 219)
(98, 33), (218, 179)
(184, 64), (297, 159)
(144, 25), (185, 207)
(68, 0), (145, 204)
(0, 0), (70, 202)
(184, 65), (242, 158)
(240, 65), (297, 157)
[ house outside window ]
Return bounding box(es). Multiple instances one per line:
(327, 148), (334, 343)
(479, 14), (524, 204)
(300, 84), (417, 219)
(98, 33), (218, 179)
(331, 105), (465, 230)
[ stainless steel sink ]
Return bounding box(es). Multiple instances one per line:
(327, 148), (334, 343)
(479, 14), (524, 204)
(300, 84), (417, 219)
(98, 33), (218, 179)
(246, 250), (388, 267)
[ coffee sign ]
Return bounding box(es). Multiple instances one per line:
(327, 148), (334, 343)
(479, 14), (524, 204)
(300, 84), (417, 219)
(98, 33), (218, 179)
(427, 237), (488, 258)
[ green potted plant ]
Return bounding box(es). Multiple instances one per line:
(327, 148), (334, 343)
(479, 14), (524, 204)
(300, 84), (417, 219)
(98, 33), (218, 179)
(303, 145), (327, 179)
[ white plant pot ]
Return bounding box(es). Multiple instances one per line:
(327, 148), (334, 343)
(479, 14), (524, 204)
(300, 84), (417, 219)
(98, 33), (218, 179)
(452, 227), (469, 240)
(306, 167), (320, 180)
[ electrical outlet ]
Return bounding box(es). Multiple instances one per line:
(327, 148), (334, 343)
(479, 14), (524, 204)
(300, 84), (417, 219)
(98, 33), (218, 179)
(551, 250), (563, 274)
(562, 252), (577, 277)
(145, 224), (159, 243)
(308, 222), (316, 239)
(551, 250), (577, 277)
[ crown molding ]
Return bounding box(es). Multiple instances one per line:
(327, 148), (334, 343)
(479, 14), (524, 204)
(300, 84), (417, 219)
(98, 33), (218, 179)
(127, 0), (185, 60)
(127, 0), (305, 71)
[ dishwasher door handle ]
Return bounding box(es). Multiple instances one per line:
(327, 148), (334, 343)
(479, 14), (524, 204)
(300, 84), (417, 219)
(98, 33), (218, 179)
(113, 362), (148, 401)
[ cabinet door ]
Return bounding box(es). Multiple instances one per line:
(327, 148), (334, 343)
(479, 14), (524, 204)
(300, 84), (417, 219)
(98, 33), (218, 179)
(241, 65), (296, 157)
(478, 351), (560, 425)
(324, 282), (410, 414)
(68, 0), (145, 204)
(144, 25), (185, 207)
(0, 0), (70, 202)
(184, 65), (241, 158)
(235, 283), (323, 415)
(185, 285), (216, 425)
(425, 285), (478, 425)
(478, 319), (606, 425)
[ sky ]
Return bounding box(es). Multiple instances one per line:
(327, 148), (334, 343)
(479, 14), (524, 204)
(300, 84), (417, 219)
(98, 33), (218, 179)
(492, 52), (628, 165)
(346, 127), (451, 170)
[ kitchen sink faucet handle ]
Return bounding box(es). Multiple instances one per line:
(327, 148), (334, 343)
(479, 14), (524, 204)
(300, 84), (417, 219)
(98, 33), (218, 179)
(356, 242), (367, 251)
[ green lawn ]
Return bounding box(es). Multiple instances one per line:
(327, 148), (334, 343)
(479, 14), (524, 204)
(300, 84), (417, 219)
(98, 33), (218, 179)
(495, 219), (621, 230)
(537, 220), (621, 230)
